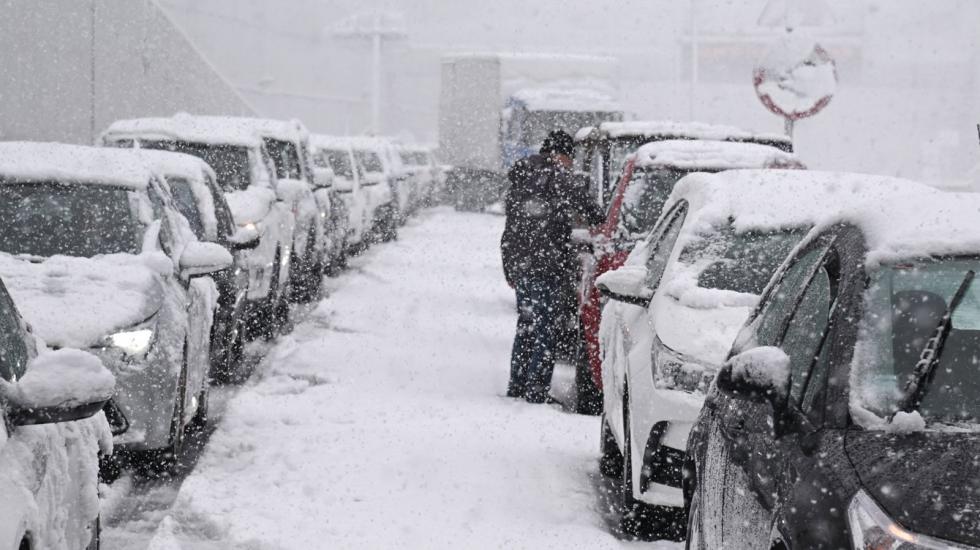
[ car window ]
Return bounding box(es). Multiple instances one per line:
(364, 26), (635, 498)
(355, 151), (383, 174)
(752, 245), (830, 348)
(618, 167), (694, 237)
(167, 177), (207, 240)
(204, 173), (235, 240)
(644, 205), (688, 290)
(141, 140), (252, 193)
(264, 138), (303, 180)
(322, 149), (354, 179)
(781, 265), (833, 404)
(0, 283), (28, 382)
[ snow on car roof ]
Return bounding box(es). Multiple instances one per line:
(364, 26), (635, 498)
(0, 142), (152, 189)
(574, 120), (791, 146)
(670, 170), (980, 265)
(104, 115), (263, 148)
(203, 115), (309, 143)
(632, 140), (802, 171)
(509, 88), (620, 113)
(310, 134), (356, 151)
(135, 149), (215, 183)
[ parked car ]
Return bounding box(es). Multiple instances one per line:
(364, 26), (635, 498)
(684, 177), (980, 550)
(399, 144), (438, 212)
(594, 170), (867, 539)
(348, 137), (400, 241)
(0, 142), (231, 470)
(101, 115), (296, 336)
(0, 274), (114, 550)
(134, 149), (260, 383)
(575, 140), (804, 414)
(309, 135), (376, 252)
(573, 120), (793, 208)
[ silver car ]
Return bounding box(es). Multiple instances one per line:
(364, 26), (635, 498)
(0, 142), (231, 470)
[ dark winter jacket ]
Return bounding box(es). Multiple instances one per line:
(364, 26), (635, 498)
(500, 154), (604, 285)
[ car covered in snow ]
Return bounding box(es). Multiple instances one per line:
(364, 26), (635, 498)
(134, 149), (260, 383)
(573, 120), (793, 208)
(310, 134), (382, 251)
(594, 170), (867, 539)
(100, 115), (296, 335)
(0, 143), (232, 469)
(575, 140), (804, 414)
(685, 179), (980, 550)
(398, 144), (440, 211)
(348, 137), (400, 240)
(0, 273), (114, 550)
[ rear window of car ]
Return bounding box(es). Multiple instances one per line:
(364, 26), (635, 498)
(140, 140), (252, 193)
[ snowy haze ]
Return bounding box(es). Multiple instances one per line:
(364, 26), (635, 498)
(160, 0), (979, 183)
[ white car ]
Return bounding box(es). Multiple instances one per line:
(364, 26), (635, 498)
(0, 143), (231, 470)
(101, 115), (296, 336)
(595, 170), (893, 538)
(348, 137), (399, 241)
(310, 135), (375, 250)
(398, 144), (439, 210)
(0, 274), (114, 550)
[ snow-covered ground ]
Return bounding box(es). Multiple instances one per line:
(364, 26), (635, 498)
(104, 208), (680, 549)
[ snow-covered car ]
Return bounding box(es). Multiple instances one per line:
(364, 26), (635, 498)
(349, 137), (399, 241)
(575, 140), (804, 415)
(0, 143), (232, 469)
(684, 177), (980, 550)
(573, 120), (793, 208)
(310, 135), (375, 251)
(134, 149), (260, 383)
(399, 144), (441, 209)
(0, 274), (114, 550)
(594, 170), (873, 539)
(100, 115), (296, 335)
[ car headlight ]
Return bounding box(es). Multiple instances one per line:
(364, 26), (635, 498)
(105, 328), (154, 357)
(848, 490), (971, 549)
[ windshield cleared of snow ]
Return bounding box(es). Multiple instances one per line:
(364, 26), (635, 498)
(0, 183), (142, 258)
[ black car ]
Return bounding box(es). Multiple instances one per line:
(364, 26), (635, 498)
(685, 221), (980, 550)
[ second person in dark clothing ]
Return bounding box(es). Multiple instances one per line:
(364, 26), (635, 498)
(501, 130), (605, 403)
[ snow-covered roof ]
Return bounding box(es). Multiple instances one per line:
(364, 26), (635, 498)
(207, 115), (309, 143)
(509, 88), (620, 113)
(0, 142), (152, 189)
(575, 120), (791, 147)
(103, 115), (263, 148)
(310, 134), (356, 151)
(135, 149), (215, 184)
(632, 140), (802, 171)
(671, 170), (980, 265)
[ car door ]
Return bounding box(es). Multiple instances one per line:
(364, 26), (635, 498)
(717, 235), (840, 547)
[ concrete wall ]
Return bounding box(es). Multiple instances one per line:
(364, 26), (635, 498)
(0, 0), (253, 144)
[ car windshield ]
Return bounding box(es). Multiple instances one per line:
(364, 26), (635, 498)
(523, 110), (618, 149)
(355, 150), (383, 174)
(264, 138), (303, 180)
(853, 259), (980, 426)
(321, 149), (354, 179)
(676, 224), (806, 295)
(618, 167), (697, 237)
(141, 140), (252, 192)
(0, 182), (142, 258)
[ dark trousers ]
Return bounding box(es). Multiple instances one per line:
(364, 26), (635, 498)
(509, 276), (561, 402)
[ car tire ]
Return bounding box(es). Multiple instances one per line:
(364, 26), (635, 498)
(599, 413), (623, 479)
(620, 388), (683, 540)
(574, 332), (602, 416)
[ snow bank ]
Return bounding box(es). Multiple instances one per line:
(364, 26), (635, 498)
(633, 139), (803, 171)
(4, 349), (114, 410)
(0, 253), (162, 348)
(0, 142), (151, 189)
(163, 209), (654, 549)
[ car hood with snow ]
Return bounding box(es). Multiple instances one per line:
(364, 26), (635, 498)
(0, 253), (163, 348)
(845, 429), (980, 546)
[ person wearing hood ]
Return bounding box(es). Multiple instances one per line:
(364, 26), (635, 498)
(501, 130), (604, 403)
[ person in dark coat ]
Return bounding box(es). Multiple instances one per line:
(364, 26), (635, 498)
(501, 129), (604, 403)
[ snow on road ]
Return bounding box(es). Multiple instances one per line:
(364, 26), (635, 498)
(139, 208), (678, 549)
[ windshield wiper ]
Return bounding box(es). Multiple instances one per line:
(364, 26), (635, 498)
(894, 269), (976, 418)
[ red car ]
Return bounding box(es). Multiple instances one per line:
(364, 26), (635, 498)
(573, 139), (804, 414)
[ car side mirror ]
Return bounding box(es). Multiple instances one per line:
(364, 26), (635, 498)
(595, 265), (653, 307)
(717, 346), (791, 407)
(274, 178), (311, 203)
(313, 167), (334, 189)
(2, 349), (115, 427)
(179, 241), (234, 278)
(226, 226), (261, 251)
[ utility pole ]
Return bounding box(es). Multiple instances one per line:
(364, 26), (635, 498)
(330, 11), (406, 135)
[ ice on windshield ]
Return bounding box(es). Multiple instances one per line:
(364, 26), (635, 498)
(853, 260), (980, 427)
(0, 183), (142, 258)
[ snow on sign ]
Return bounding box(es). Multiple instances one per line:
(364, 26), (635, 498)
(753, 31), (837, 121)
